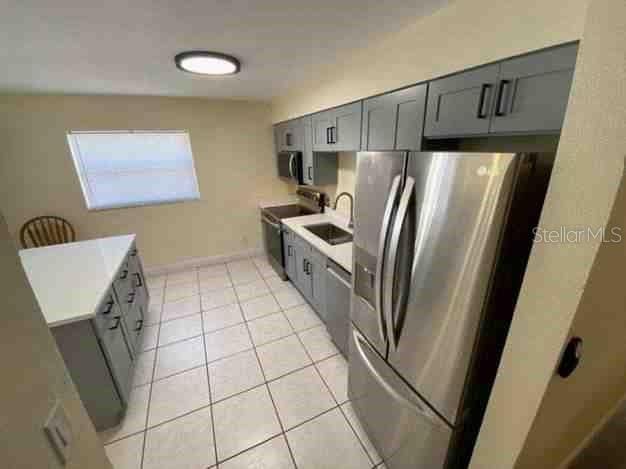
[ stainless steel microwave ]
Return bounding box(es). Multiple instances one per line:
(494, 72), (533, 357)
(277, 151), (303, 184)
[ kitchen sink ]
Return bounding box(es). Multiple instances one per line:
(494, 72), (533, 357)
(304, 223), (353, 245)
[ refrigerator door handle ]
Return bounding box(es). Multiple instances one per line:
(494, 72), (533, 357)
(384, 176), (415, 351)
(375, 174), (402, 343)
(352, 327), (445, 426)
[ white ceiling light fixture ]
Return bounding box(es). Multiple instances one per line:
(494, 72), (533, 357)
(174, 51), (241, 75)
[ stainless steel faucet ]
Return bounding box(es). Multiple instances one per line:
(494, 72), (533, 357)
(333, 192), (354, 229)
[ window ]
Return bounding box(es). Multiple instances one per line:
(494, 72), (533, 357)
(67, 131), (200, 210)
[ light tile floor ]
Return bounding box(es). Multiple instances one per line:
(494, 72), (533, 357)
(103, 256), (385, 469)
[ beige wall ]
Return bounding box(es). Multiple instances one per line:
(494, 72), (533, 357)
(516, 176), (626, 468)
(0, 212), (112, 469)
(271, 0), (589, 122)
(472, 0), (626, 467)
(317, 152), (357, 217)
(0, 95), (290, 268)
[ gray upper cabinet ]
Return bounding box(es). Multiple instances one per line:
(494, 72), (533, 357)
(362, 84), (427, 151)
(424, 64), (500, 137)
(312, 102), (362, 152)
(425, 43), (578, 138)
(489, 43), (578, 134)
(302, 115), (338, 186)
(274, 118), (304, 152)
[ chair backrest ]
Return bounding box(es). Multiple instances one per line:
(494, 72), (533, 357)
(20, 216), (76, 249)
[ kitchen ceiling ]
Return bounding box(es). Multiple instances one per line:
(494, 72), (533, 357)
(0, 0), (449, 100)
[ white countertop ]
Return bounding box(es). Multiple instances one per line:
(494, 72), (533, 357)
(281, 211), (353, 273)
(19, 235), (135, 328)
(258, 197), (298, 209)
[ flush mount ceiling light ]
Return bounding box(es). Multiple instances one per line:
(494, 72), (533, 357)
(174, 51), (241, 75)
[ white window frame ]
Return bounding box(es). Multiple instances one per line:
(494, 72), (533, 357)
(67, 130), (201, 211)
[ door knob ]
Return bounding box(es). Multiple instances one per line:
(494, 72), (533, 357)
(557, 336), (583, 378)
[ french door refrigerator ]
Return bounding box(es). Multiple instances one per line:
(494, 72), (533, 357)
(348, 151), (553, 468)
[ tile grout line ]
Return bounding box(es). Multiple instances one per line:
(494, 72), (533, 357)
(264, 265), (377, 467)
(247, 258), (301, 469)
(137, 269), (166, 469)
(129, 259), (360, 467)
(196, 266), (220, 469)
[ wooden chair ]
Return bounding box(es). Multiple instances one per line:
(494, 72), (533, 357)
(20, 216), (76, 249)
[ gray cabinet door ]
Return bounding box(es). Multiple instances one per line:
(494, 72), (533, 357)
(424, 63), (500, 137)
(362, 84), (427, 151)
(330, 102), (362, 151)
(309, 249), (327, 321)
(97, 302), (134, 404)
(489, 43), (578, 134)
(274, 119), (304, 152)
(283, 229), (297, 280)
(312, 112), (334, 152)
(293, 236), (312, 299)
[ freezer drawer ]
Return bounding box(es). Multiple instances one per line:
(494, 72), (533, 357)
(348, 326), (452, 469)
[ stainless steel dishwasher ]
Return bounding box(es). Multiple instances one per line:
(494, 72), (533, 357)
(325, 258), (351, 356)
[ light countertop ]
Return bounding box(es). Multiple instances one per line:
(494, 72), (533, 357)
(19, 235), (135, 328)
(281, 211), (353, 273)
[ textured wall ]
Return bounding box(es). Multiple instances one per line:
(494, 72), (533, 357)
(0, 212), (112, 469)
(0, 95), (290, 268)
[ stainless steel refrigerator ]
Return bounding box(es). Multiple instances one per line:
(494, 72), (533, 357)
(348, 151), (553, 468)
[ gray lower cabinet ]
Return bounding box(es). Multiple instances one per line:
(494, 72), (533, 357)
(284, 230), (327, 318)
(51, 245), (149, 431)
(312, 102), (362, 152)
(362, 84), (427, 151)
(274, 118), (305, 153)
(424, 43), (578, 138)
(282, 228), (297, 280)
(293, 235), (313, 299)
(52, 293), (132, 431)
(308, 248), (327, 320)
(489, 43), (578, 134)
(302, 115), (338, 186)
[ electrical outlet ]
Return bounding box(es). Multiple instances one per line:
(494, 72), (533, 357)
(44, 401), (72, 465)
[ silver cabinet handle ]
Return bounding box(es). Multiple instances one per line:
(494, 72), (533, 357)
(288, 154), (295, 179)
(384, 176), (415, 351)
(375, 174), (402, 344)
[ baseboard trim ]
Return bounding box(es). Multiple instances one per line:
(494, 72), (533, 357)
(144, 248), (265, 276)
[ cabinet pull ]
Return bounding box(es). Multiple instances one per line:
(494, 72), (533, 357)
(303, 259), (307, 273)
(287, 245), (292, 257)
(476, 84), (492, 119)
(134, 272), (143, 287)
(127, 291), (135, 304)
(286, 132), (292, 147)
(102, 300), (114, 315)
(109, 316), (121, 330)
(308, 166), (313, 181)
(495, 80), (510, 116)
(119, 269), (128, 280)
(135, 319), (144, 332)
(326, 127), (331, 144)
(330, 126), (337, 144)
(307, 260), (312, 275)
